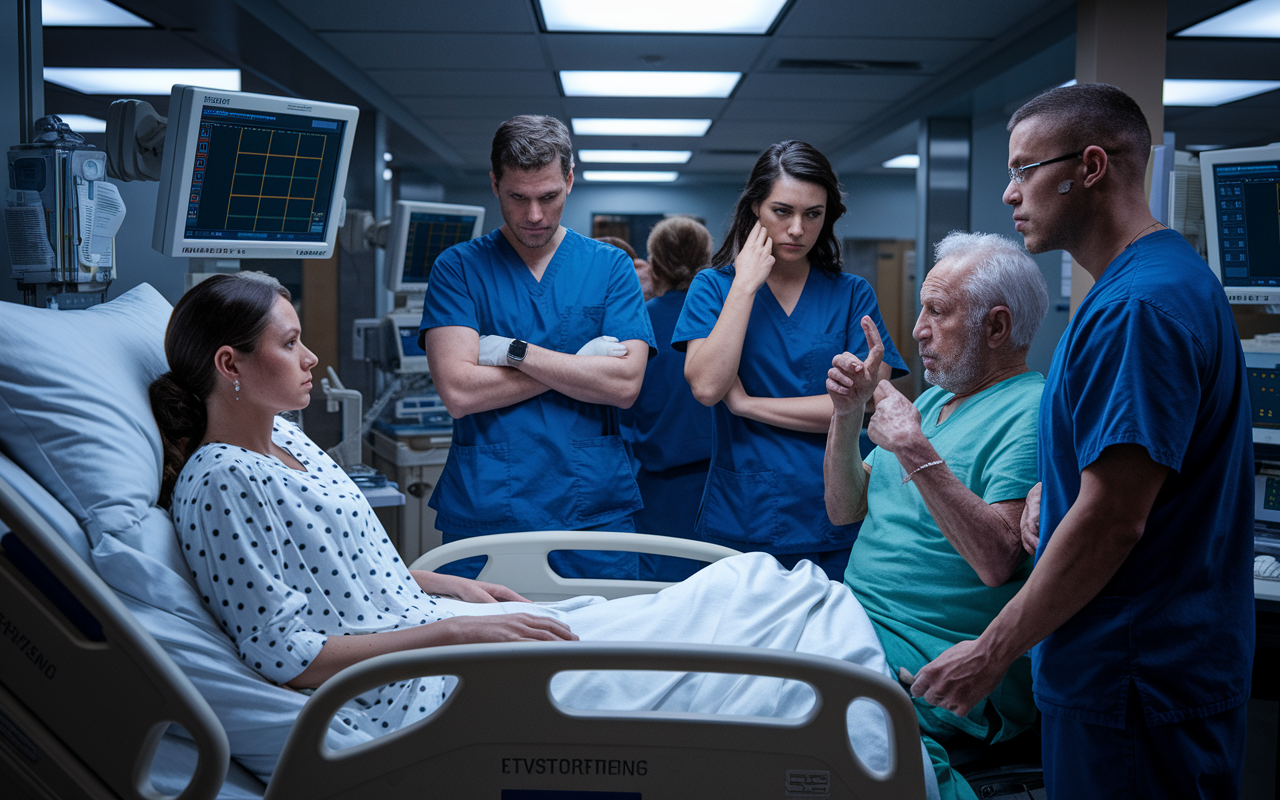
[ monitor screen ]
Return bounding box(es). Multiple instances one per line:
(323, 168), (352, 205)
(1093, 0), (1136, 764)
(385, 200), (486, 293)
(153, 85), (358, 260)
(1199, 144), (1280, 304)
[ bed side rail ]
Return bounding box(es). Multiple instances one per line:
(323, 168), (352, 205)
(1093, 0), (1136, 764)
(266, 641), (926, 800)
(0, 461), (229, 800)
(409, 531), (743, 600)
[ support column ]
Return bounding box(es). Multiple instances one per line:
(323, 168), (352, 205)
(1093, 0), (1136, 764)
(1069, 0), (1167, 311)
(0, 0), (43, 304)
(914, 117), (972, 394)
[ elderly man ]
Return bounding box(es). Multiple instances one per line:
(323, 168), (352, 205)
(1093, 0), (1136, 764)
(420, 115), (656, 580)
(824, 231), (1049, 800)
(912, 83), (1255, 798)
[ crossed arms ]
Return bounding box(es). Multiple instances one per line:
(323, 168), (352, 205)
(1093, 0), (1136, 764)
(425, 326), (647, 418)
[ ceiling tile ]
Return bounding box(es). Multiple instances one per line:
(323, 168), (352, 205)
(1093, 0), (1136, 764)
(319, 32), (547, 69)
(735, 72), (929, 102)
(278, 0), (537, 33)
(369, 70), (561, 98)
(543, 34), (769, 71)
(403, 97), (568, 120)
(775, 0), (1056, 39)
(720, 98), (887, 123)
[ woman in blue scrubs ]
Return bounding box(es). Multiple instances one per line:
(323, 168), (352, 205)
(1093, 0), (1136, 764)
(620, 216), (716, 580)
(672, 141), (907, 580)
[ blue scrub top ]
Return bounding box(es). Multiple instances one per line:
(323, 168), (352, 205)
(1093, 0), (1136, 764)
(671, 266), (908, 553)
(1034, 230), (1255, 728)
(418, 228), (658, 533)
(621, 289), (713, 472)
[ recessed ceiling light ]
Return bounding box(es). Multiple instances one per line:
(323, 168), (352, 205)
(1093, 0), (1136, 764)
(572, 118), (712, 137)
(1163, 79), (1280, 106)
(538, 0), (788, 34)
(42, 0), (151, 26)
(44, 68), (242, 95)
(582, 171), (680, 182)
(50, 113), (106, 133)
(882, 154), (919, 169)
(1176, 0), (1280, 38)
(561, 71), (741, 98)
(579, 150), (693, 164)
(1186, 144), (1226, 152)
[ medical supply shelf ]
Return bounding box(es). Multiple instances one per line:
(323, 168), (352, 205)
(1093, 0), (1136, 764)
(365, 427), (450, 564)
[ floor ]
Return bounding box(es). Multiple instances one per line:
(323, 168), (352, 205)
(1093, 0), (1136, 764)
(1244, 698), (1279, 799)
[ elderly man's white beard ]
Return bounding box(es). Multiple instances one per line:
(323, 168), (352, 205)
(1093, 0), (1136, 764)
(923, 326), (985, 395)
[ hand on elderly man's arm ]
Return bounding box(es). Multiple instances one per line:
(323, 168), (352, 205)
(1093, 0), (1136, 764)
(868, 381), (1027, 588)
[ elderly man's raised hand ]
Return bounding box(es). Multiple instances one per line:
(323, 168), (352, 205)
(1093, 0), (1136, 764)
(732, 220), (775, 293)
(827, 316), (884, 416)
(867, 380), (922, 452)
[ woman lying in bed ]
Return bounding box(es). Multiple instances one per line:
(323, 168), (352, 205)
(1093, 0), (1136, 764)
(147, 272), (937, 796)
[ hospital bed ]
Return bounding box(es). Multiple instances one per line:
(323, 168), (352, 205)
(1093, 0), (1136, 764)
(0, 283), (931, 799)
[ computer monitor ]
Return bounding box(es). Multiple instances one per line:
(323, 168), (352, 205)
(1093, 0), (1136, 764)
(1199, 143), (1280, 304)
(385, 200), (485, 294)
(153, 85), (359, 259)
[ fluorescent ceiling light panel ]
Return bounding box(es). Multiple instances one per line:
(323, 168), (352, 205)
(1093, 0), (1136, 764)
(882, 154), (919, 169)
(43, 0), (151, 26)
(583, 171), (680, 182)
(579, 150), (693, 164)
(43, 68), (241, 95)
(51, 114), (106, 133)
(1177, 0), (1280, 37)
(572, 118), (711, 137)
(561, 71), (740, 98)
(539, 0), (787, 33)
(1163, 79), (1280, 106)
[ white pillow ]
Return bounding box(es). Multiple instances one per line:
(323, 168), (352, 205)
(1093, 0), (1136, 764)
(0, 285), (371, 782)
(0, 283), (169, 544)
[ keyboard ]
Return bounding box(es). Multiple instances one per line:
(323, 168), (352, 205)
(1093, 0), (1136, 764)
(1258, 555), (1280, 581)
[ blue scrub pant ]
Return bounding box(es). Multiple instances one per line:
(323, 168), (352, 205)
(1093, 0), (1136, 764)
(435, 518), (640, 581)
(1040, 684), (1247, 799)
(633, 459), (711, 582)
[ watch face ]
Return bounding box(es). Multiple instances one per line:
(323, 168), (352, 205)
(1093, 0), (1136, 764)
(507, 339), (528, 361)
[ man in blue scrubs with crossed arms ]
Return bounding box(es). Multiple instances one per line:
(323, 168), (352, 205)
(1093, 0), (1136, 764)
(909, 83), (1255, 796)
(419, 115), (656, 579)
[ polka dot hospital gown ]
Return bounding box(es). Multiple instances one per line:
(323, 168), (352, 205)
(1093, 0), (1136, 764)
(171, 419), (451, 737)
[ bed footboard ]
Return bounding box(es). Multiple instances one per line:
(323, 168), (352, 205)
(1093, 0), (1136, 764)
(266, 641), (927, 800)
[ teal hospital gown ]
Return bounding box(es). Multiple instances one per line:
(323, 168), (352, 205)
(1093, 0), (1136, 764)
(844, 371), (1043, 800)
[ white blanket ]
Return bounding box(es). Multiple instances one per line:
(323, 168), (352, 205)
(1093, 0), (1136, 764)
(430, 552), (940, 799)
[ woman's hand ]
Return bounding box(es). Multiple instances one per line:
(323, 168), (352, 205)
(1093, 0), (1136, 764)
(732, 220), (775, 293)
(433, 613), (578, 644)
(411, 570), (531, 603)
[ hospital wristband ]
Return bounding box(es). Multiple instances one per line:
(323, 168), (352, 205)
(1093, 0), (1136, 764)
(902, 459), (945, 484)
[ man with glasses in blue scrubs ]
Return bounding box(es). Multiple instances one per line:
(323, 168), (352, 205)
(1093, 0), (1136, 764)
(420, 115), (656, 580)
(909, 83), (1255, 798)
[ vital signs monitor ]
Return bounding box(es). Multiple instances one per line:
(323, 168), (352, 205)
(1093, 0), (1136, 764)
(152, 85), (359, 260)
(1199, 143), (1280, 305)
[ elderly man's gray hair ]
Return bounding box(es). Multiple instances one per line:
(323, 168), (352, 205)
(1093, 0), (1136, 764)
(934, 231), (1049, 351)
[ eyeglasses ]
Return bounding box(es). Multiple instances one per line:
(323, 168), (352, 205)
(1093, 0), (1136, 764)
(1007, 151), (1082, 184)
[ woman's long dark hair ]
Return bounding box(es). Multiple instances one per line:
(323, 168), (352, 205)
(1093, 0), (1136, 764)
(149, 272), (289, 508)
(711, 140), (847, 276)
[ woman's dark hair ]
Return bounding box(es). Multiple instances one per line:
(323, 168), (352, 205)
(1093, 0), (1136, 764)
(712, 140), (847, 275)
(647, 216), (712, 293)
(149, 272), (289, 507)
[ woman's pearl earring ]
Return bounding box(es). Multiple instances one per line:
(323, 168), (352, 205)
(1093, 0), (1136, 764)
(234, 379), (240, 400)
